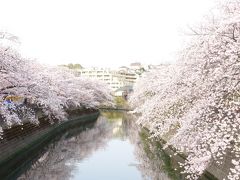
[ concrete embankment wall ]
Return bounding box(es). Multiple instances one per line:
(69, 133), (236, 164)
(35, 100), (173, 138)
(161, 142), (218, 180)
(163, 143), (234, 180)
(143, 128), (233, 180)
(0, 109), (100, 179)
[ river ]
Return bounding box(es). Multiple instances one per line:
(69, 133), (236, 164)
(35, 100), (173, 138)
(17, 111), (180, 180)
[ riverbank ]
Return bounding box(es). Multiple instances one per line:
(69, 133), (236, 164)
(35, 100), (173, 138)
(141, 127), (234, 180)
(0, 109), (100, 179)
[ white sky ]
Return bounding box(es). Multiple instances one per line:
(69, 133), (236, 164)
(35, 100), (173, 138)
(0, 0), (216, 68)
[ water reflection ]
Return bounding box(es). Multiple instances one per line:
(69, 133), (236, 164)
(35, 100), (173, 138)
(18, 111), (178, 180)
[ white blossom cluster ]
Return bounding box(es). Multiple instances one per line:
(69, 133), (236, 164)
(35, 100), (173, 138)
(0, 37), (113, 133)
(130, 1), (240, 179)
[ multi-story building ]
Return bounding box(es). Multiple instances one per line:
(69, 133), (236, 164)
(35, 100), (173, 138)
(75, 67), (138, 91)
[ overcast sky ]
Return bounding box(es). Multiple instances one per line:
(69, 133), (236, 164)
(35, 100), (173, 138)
(0, 0), (216, 68)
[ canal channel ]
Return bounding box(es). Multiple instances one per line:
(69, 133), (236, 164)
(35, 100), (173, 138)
(17, 111), (184, 180)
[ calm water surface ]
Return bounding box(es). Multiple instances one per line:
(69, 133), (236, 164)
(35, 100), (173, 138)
(18, 111), (176, 180)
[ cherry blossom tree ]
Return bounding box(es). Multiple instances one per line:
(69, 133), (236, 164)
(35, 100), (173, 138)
(130, 0), (240, 179)
(0, 36), (113, 134)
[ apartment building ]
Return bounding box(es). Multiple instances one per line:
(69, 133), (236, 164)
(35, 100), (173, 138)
(76, 67), (138, 91)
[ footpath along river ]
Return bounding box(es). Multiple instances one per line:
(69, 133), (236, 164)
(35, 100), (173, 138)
(17, 111), (183, 180)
